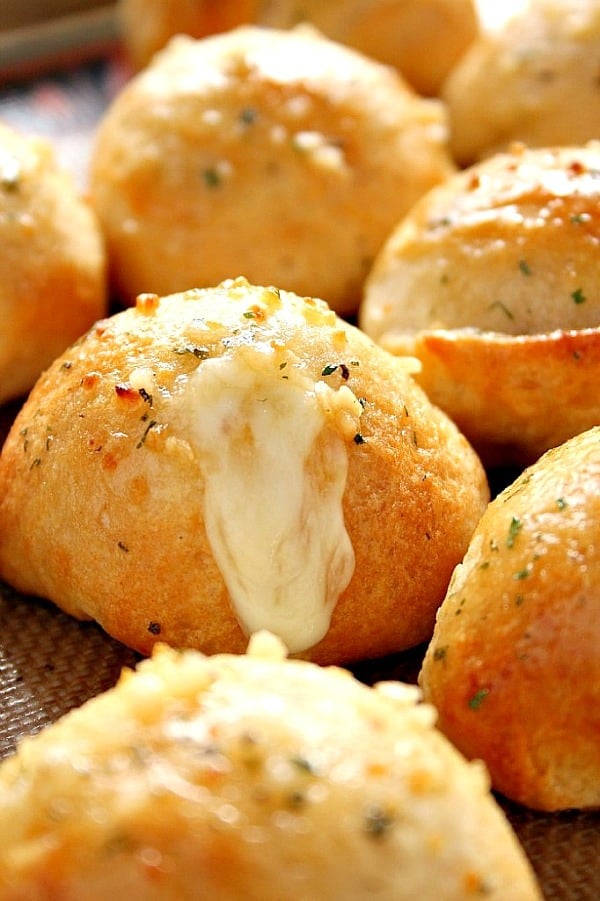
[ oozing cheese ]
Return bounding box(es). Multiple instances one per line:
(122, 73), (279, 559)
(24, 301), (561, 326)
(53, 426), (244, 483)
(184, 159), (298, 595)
(183, 338), (360, 653)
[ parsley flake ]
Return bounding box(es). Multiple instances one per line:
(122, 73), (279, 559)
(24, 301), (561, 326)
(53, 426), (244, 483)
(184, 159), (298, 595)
(202, 167), (221, 188)
(488, 300), (514, 320)
(321, 363), (338, 376)
(506, 516), (522, 548)
(363, 804), (395, 839)
(468, 688), (489, 710)
(239, 107), (258, 125)
(519, 259), (532, 276)
(290, 756), (317, 775)
(174, 344), (210, 360)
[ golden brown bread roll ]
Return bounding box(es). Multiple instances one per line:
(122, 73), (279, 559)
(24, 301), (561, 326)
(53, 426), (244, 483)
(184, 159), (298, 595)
(443, 0), (600, 165)
(120, 0), (479, 97)
(90, 25), (453, 316)
(0, 122), (107, 406)
(258, 0), (480, 97)
(360, 142), (600, 466)
(420, 426), (600, 812)
(0, 278), (489, 664)
(119, 0), (261, 70)
(0, 633), (541, 899)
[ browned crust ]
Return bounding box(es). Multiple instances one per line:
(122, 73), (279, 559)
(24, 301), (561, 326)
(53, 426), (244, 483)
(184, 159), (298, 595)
(384, 327), (600, 467)
(120, 0), (479, 96)
(420, 426), (600, 811)
(0, 283), (488, 665)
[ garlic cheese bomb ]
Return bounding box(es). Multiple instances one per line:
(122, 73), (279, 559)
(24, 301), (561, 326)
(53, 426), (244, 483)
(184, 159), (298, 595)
(0, 123), (106, 405)
(0, 633), (541, 899)
(420, 426), (600, 812)
(90, 25), (453, 315)
(0, 279), (488, 664)
(361, 142), (600, 466)
(120, 0), (479, 97)
(443, 0), (600, 165)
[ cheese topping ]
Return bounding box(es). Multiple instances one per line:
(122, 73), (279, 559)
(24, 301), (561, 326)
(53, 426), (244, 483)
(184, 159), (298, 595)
(183, 338), (360, 652)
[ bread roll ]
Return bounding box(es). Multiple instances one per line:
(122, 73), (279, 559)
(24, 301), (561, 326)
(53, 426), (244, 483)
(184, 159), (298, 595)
(0, 633), (541, 899)
(443, 0), (600, 165)
(119, 0), (262, 70)
(420, 426), (600, 812)
(90, 25), (452, 316)
(259, 0), (479, 97)
(360, 142), (600, 465)
(120, 0), (479, 97)
(0, 122), (107, 405)
(0, 278), (488, 664)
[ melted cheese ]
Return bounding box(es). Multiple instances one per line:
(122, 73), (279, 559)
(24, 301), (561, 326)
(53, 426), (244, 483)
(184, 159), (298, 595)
(183, 340), (359, 653)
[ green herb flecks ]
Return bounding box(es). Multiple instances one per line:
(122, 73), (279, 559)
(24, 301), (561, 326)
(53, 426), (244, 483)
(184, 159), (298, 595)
(321, 362), (351, 380)
(455, 598), (467, 616)
(202, 167), (222, 188)
(519, 259), (532, 276)
(468, 688), (489, 711)
(363, 804), (395, 839)
(427, 216), (452, 231)
(506, 516), (523, 548)
(174, 344), (210, 360)
(290, 756), (317, 776)
(488, 300), (514, 320)
(239, 107), (258, 125)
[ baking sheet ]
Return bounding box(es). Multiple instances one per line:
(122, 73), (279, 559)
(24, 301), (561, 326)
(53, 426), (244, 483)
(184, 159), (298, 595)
(0, 26), (598, 901)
